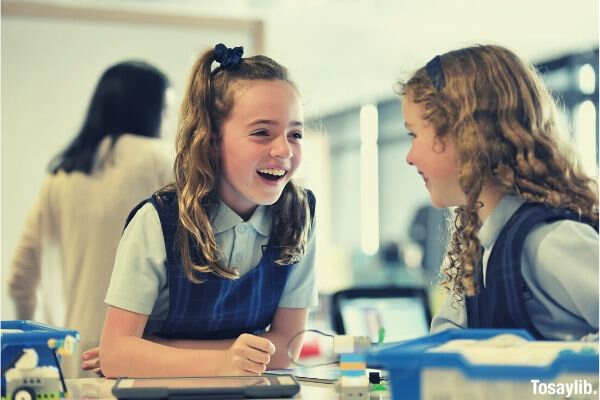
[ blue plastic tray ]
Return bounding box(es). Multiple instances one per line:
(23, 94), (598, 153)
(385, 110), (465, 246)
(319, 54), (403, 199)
(366, 329), (598, 400)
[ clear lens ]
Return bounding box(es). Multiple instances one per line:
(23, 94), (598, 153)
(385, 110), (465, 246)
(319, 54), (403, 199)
(288, 330), (338, 367)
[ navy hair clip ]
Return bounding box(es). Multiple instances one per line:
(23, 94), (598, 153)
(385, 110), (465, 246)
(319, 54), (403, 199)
(213, 43), (244, 69)
(425, 55), (445, 92)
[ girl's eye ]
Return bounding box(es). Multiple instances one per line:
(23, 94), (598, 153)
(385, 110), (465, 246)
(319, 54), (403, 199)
(251, 130), (268, 136)
(290, 131), (303, 140)
(408, 132), (416, 139)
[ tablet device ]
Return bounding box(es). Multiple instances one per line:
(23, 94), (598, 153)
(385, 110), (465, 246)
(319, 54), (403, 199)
(112, 374), (300, 399)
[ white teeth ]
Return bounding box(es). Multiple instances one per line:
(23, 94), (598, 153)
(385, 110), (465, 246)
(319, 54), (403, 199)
(258, 168), (286, 177)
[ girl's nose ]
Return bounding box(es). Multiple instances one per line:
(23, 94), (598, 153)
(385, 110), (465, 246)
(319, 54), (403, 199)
(271, 135), (293, 159)
(406, 146), (415, 166)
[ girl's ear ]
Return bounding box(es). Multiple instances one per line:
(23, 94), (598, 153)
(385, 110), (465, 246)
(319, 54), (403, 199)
(432, 135), (447, 153)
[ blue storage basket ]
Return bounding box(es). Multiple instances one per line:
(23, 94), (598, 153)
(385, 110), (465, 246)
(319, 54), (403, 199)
(1, 320), (79, 398)
(366, 329), (598, 400)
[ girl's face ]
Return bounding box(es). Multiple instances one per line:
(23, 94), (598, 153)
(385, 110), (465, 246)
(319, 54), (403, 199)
(219, 80), (303, 218)
(403, 95), (465, 208)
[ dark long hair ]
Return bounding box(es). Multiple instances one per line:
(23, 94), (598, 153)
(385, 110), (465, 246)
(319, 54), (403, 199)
(48, 60), (170, 174)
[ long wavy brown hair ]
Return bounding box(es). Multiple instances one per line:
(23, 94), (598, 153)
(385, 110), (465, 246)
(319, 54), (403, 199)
(163, 47), (312, 283)
(401, 45), (598, 300)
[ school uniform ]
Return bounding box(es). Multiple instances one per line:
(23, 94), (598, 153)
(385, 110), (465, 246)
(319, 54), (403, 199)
(105, 191), (318, 339)
(431, 195), (598, 340)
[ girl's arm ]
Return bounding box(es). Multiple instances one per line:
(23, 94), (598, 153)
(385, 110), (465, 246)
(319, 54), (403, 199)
(522, 219), (598, 338)
(100, 305), (275, 378)
(100, 306), (215, 377)
(259, 307), (307, 369)
(429, 290), (467, 333)
(149, 307), (307, 369)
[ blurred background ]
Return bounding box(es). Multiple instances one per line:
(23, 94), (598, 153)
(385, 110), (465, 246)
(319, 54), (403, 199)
(2, 0), (598, 343)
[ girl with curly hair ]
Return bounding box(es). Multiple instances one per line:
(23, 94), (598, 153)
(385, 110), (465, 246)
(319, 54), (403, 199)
(402, 45), (598, 341)
(85, 44), (317, 377)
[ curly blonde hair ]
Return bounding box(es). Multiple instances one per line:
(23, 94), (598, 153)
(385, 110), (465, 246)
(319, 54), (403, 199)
(163, 48), (312, 283)
(401, 45), (598, 300)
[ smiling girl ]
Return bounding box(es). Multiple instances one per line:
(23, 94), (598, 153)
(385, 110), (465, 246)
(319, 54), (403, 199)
(402, 45), (598, 341)
(88, 44), (317, 377)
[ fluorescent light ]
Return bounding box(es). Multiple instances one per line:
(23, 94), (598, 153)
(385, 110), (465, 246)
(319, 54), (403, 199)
(577, 64), (596, 95)
(360, 104), (379, 255)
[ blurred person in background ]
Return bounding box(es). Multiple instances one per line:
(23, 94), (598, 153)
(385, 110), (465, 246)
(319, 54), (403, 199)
(8, 60), (174, 377)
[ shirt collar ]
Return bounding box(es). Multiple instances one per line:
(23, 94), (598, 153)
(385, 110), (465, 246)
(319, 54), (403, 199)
(248, 205), (271, 236)
(211, 200), (271, 236)
(477, 195), (525, 249)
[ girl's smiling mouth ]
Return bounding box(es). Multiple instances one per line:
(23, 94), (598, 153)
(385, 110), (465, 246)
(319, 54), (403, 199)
(257, 168), (288, 183)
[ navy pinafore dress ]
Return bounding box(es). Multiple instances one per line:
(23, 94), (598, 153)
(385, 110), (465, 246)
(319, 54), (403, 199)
(466, 202), (596, 339)
(125, 190), (315, 340)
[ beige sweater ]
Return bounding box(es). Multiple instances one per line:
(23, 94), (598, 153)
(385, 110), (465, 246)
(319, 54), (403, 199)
(8, 134), (174, 376)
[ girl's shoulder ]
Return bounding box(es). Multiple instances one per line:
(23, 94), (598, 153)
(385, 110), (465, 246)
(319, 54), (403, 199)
(123, 189), (177, 231)
(510, 202), (596, 231)
(523, 216), (598, 273)
(153, 188), (177, 204)
(521, 216), (598, 306)
(528, 215), (597, 244)
(502, 201), (598, 269)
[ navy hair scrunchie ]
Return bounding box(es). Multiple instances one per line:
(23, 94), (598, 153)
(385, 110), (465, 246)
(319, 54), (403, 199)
(213, 43), (244, 69)
(425, 55), (445, 92)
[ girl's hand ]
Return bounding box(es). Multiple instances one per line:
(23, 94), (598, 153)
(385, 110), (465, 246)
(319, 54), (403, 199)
(81, 347), (104, 377)
(220, 333), (276, 375)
